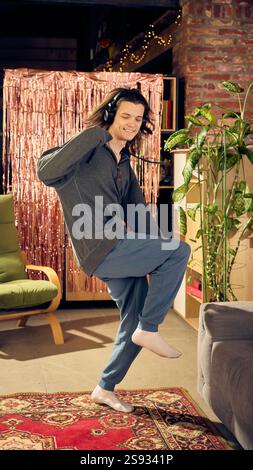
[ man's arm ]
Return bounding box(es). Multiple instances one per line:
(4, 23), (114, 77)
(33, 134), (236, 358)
(37, 126), (112, 187)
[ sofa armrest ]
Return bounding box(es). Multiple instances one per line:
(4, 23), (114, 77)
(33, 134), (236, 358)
(200, 301), (253, 341)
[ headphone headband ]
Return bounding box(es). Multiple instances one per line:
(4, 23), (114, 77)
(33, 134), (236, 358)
(109, 89), (130, 106)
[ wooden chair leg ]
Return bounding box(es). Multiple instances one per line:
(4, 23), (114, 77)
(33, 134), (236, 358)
(18, 317), (29, 327)
(47, 313), (64, 345)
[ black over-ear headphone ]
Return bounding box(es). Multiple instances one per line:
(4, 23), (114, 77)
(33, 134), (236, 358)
(103, 88), (147, 129)
(103, 90), (126, 124)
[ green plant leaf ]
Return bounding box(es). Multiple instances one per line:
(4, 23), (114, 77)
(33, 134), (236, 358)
(238, 181), (246, 192)
(164, 132), (189, 151)
(206, 202), (218, 214)
(165, 129), (188, 142)
(163, 130), (186, 152)
(187, 203), (200, 221)
(186, 121), (193, 131)
(223, 112), (241, 119)
(232, 196), (246, 216)
(198, 107), (217, 125)
(182, 149), (202, 186)
(178, 206), (187, 236)
(231, 181), (253, 216)
(194, 104), (211, 116)
(172, 183), (188, 203)
(185, 115), (203, 126)
(196, 125), (210, 147)
(228, 248), (237, 256)
(222, 81), (244, 93)
(244, 186), (253, 212)
(196, 228), (203, 239)
(182, 158), (194, 186)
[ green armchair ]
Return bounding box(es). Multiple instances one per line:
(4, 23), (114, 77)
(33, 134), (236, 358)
(0, 193), (64, 345)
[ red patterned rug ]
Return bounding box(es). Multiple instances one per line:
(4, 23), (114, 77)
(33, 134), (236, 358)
(0, 388), (233, 450)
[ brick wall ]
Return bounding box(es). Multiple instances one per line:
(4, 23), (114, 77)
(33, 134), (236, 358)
(173, 0), (253, 123)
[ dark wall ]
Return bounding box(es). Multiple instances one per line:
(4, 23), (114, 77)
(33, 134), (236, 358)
(0, 1), (174, 193)
(0, 2), (91, 193)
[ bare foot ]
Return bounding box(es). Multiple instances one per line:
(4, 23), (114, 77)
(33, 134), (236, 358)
(132, 328), (182, 359)
(91, 385), (134, 413)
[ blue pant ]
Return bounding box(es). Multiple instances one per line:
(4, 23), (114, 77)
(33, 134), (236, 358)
(93, 234), (191, 391)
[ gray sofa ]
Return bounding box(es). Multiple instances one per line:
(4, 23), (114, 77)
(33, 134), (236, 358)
(198, 301), (253, 450)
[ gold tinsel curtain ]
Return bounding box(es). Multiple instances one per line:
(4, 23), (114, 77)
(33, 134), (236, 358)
(2, 69), (163, 294)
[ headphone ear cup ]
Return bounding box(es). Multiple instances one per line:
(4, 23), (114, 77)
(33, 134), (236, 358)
(107, 110), (115, 124)
(103, 104), (115, 124)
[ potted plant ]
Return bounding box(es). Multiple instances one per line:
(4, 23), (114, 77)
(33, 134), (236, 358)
(164, 81), (253, 302)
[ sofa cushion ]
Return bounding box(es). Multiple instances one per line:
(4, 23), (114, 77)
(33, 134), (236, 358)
(201, 301), (253, 340)
(0, 279), (58, 310)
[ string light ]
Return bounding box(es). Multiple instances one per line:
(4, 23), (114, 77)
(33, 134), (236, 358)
(97, 10), (182, 72)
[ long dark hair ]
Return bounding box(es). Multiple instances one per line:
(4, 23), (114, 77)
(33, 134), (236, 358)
(85, 87), (155, 154)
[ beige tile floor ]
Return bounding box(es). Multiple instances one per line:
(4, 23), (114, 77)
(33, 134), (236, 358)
(0, 306), (241, 448)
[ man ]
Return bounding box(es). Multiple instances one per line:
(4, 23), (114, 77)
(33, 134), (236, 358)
(37, 87), (190, 413)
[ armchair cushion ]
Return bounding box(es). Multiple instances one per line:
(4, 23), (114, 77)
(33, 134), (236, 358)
(0, 279), (58, 310)
(0, 251), (27, 283)
(0, 193), (27, 283)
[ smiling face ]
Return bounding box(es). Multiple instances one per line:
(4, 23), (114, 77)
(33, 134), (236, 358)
(108, 100), (145, 143)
